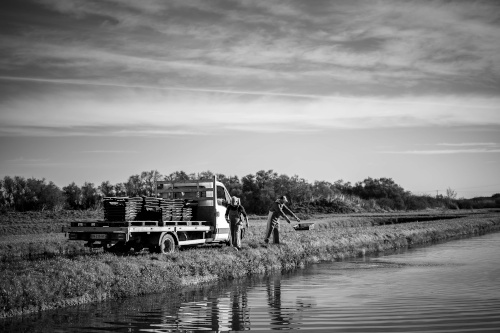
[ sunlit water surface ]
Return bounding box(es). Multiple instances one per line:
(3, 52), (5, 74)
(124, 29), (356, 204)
(4, 232), (500, 332)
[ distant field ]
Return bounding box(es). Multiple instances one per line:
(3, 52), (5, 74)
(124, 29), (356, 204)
(0, 210), (101, 236)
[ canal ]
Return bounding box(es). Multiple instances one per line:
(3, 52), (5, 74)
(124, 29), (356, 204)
(3, 231), (500, 332)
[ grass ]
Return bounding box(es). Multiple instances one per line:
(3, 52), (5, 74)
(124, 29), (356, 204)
(0, 234), (94, 262)
(0, 212), (432, 262)
(1, 211), (499, 318)
(0, 210), (101, 236)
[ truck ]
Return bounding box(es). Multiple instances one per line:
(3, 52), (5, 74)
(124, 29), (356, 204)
(63, 177), (233, 254)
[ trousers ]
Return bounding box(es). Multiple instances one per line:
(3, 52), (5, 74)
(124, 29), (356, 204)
(264, 212), (280, 244)
(229, 216), (242, 249)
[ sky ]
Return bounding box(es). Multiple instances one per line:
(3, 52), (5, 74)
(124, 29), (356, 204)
(1, 0), (499, 199)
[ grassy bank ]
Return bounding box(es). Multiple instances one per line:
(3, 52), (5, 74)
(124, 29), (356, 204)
(1, 213), (500, 319)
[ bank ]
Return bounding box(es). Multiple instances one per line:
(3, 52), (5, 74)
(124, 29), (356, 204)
(1, 213), (500, 319)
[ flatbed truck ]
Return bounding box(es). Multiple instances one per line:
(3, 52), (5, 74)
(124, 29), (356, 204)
(63, 177), (233, 254)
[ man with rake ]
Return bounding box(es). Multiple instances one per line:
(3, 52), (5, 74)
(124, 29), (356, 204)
(264, 195), (300, 245)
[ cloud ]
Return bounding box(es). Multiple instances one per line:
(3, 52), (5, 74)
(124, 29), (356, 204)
(1, 0), (498, 96)
(6, 157), (49, 164)
(436, 142), (498, 147)
(382, 149), (500, 155)
(1, 83), (499, 136)
(1, 0), (500, 139)
(82, 150), (138, 153)
(4, 157), (64, 167)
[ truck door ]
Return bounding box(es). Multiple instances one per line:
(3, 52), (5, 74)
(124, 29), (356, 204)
(213, 184), (231, 242)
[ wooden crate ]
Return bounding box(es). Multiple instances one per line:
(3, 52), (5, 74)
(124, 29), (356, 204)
(293, 222), (315, 231)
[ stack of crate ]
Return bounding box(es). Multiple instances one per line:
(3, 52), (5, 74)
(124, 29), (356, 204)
(159, 199), (185, 221)
(171, 199), (184, 221)
(103, 197), (142, 221)
(182, 207), (193, 221)
(104, 197), (193, 222)
(159, 199), (173, 221)
(139, 197), (162, 221)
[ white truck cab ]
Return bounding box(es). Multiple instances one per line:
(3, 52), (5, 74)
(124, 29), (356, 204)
(156, 178), (232, 243)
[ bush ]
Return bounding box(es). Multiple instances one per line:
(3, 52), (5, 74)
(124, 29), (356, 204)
(405, 196), (428, 211)
(0, 176), (64, 211)
(376, 198), (395, 210)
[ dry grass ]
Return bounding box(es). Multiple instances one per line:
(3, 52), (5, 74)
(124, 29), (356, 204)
(0, 210), (101, 236)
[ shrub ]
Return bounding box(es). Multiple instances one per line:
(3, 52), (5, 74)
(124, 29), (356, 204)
(0, 176), (64, 211)
(405, 196), (428, 211)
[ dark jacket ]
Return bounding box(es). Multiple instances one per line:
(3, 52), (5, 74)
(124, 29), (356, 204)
(268, 200), (290, 223)
(225, 204), (248, 220)
(269, 199), (299, 223)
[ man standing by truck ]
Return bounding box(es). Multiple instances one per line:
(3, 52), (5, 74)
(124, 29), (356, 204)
(264, 195), (300, 245)
(225, 196), (249, 250)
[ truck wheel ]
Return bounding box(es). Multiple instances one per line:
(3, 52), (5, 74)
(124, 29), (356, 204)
(160, 234), (177, 254)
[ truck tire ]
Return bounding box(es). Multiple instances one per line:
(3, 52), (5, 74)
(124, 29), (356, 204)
(159, 234), (177, 254)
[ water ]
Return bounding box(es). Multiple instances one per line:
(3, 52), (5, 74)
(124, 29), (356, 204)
(4, 232), (500, 332)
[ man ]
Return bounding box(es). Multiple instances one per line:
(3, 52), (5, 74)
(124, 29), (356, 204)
(264, 195), (300, 244)
(225, 196), (249, 250)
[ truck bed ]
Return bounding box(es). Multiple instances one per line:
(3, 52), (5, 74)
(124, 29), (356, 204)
(64, 220), (211, 232)
(68, 220), (211, 227)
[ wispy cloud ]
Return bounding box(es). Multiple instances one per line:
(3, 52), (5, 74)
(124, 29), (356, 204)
(6, 157), (49, 164)
(1, 0), (500, 137)
(1, 85), (499, 136)
(382, 149), (500, 155)
(1, 0), (499, 97)
(383, 141), (500, 154)
(82, 150), (138, 154)
(5, 157), (64, 167)
(436, 142), (498, 147)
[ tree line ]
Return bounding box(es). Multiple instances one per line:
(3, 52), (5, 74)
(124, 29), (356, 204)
(1, 170), (499, 213)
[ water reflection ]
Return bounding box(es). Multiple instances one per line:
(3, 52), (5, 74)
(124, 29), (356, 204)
(166, 282), (251, 331)
(265, 275), (315, 330)
(266, 276), (288, 328)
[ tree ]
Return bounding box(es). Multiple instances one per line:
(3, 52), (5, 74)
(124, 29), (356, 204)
(125, 174), (141, 197)
(114, 183), (127, 197)
(288, 175), (312, 203)
(0, 176), (15, 208)
(81, 182), (99, 209)
(63, 182), (82, 209)
(164, 171), (193, 182)
(140, 170), (162, 196)
(445, 187), (458, 209)
(446, 187), (457, 200)
(311, 180), (335, 201)
(221, 175), (243, 198)
(99, 181), (115, 197)
(0, 176), (63, 211)
(198, 170), (215, 180)
(25, 177), (64, 211)
(241, 174), (261, 213)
